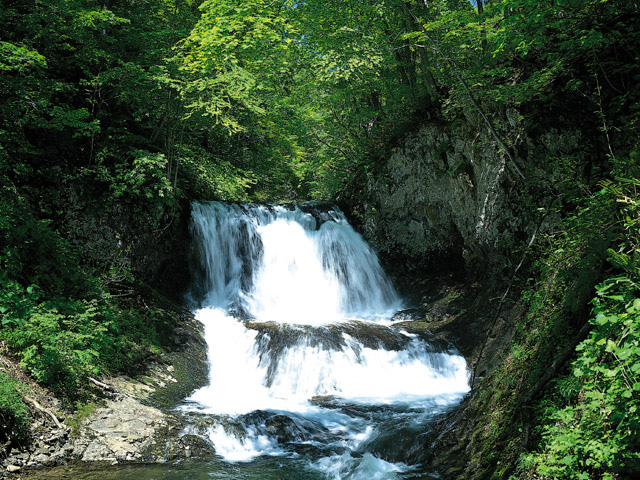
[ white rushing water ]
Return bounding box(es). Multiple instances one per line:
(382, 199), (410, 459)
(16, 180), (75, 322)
(185, 202), (470, 477)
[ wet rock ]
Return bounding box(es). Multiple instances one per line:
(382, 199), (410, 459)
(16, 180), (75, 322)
(388, 320), (452, 353)
(265, 415), (307, 443)
(339, 322), (410, 351)
(357, 426), (429, 464)
(310, 395), (338, 406)
(247, 320), (411, 355)
(391, 308), (423, 322)
(244, 320), (418, 390)
(177, 435), (215, 458)
(297, 202), (343, 228)
(290, 443), (323, 456)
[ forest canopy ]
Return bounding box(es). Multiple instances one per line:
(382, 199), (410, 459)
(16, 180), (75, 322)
(2, 0), (637, 201)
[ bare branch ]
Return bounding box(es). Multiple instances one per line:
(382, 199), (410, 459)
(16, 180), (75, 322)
(25, 396), (65, 431)
(89, 376), (115, 392)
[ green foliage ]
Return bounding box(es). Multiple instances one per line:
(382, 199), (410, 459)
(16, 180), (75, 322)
(404, 0), (640, 182)
(0, 177), (90, 298)
(174, 0), (453, 200)
(0, 277), (173, 401)
(176, 145), (256, 200)
(2, 0), (636, 204)
(0, 372), (30, 446)
(0, 0), (203, 405)
(5, 302), (104, 398)
(0, 41), (46, 72)
(111, 150), (177, 218)
(0, 0), (638, 464)
(518, 175), (640, 479)
(462, 158), (640, 478)
(0, 166), (176, 402)
(178, 0), (294, 132)
(67, 401), (97, 434)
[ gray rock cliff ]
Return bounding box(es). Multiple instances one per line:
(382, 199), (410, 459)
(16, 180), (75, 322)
(348, 113), (583, 272)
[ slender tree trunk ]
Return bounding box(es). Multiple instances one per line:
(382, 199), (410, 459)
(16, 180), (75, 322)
(102, 0), (110, 35)
(404, 5), (526, 180)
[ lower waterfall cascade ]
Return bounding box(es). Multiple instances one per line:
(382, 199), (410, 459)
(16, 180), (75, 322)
(183, 201), (470, 478)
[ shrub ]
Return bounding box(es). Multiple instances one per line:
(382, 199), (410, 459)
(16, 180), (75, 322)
(0, 372), (30, 446)
(519, 173), (640, 479)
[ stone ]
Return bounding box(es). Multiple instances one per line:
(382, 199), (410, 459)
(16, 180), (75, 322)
(7, 465), (20, 472)
(348, 118), (578, 274)
(177, 435), (215, 458)
(30, 453), (51, 466)
(9, 305), (209, 471)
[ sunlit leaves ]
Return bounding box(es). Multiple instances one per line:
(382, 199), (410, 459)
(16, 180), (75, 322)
(0, 41), (46, 72)
(177, 0), (296, 131)
(526, 175), (640, 479)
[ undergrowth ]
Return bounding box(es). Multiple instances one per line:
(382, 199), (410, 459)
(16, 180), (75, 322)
(0, 371), (30, 446)
(464, 152), (640, 479)
(512, 159), (640, 479)
(0, 172), (178, 407)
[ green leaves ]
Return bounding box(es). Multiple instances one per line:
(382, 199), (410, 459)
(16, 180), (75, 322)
(0, 372), (30, 446)
(0, 41), (46, 72)
(525, 173), (640, 479)
(74, 8), (130, 30)
(111, 151), (176, 213)
(177, 0), (294, 131)
(173, 0), (453, 199)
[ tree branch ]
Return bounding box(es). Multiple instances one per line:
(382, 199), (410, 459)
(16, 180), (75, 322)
(89, 376), (115, 392)
(25, 396), (65, 431)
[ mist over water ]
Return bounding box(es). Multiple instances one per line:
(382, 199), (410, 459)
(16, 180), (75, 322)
(185, 202), (469, 478)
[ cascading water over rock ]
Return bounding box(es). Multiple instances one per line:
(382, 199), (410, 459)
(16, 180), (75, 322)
(188, 201), (400, 322)
(184, 201), (470, 478)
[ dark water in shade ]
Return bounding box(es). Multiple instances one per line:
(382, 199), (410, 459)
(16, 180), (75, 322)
(22, 456), (443, 480)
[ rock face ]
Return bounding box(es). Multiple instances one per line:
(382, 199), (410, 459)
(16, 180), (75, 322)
(51, 181), (192, 302)
(346, 113), (582, 271)
(337, 111), (588, 478)
(65, 314), (210, 466)
(71, 396), (167, 463)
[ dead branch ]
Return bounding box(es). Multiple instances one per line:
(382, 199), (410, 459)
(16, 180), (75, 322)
(89, 376), (115, 392)
(24, 396), (64, 430)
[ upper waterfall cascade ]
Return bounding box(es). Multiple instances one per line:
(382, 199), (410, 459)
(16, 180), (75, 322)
(189, 201), (401, 323)
(185, 201), (470, 478)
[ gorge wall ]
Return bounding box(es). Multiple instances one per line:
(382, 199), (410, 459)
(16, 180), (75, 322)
(51, 179), (193, 301)
(345, 111), (585, 273)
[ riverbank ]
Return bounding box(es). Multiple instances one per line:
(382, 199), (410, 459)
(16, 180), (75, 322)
(1, 304), (209, 478)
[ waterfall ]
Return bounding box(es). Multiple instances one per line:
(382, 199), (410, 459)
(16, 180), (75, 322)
(185, 201), (469, 477)
(189, 201), (400, 322)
